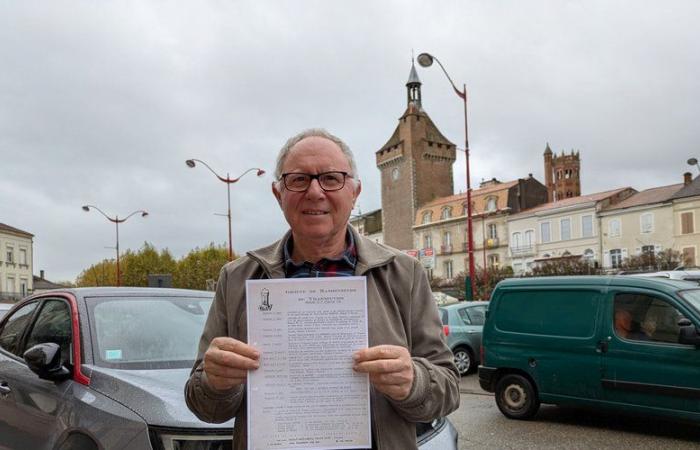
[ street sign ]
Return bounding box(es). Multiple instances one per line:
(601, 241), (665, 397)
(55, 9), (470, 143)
(419, 248), (435, 269)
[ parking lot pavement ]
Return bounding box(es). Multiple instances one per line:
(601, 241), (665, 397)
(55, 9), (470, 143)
(459, 373), (491, 395)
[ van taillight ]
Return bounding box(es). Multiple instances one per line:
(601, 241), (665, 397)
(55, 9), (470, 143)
(443, 325), (450, 336)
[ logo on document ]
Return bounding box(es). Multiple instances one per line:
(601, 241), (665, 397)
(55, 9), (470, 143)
(258, 288), (272, 311)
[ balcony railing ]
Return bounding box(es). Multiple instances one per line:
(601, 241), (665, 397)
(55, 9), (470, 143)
(510, 244), (536, 257)
(440, 245), (453, 255)
(484, 237), (500, 248)
(0, 291), (25, 302)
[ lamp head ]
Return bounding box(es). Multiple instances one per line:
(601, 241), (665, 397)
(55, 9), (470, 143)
(256, 169), (266, 177)
(141, 211), (149, 218)
(185, 159), (196, 168)
(688, 157), (698, 166)
(82, 205), (90, 212)
(417, 53), (434, 68)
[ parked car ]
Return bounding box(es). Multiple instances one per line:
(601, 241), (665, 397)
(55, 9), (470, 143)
(439, 301), (488, 375)
(0, 303), (12, 319)
(0, 287), (458, 450)
(479, 276), (700, 423)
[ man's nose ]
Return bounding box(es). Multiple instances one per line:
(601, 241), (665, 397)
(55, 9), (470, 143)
(305, 178), (326, 198)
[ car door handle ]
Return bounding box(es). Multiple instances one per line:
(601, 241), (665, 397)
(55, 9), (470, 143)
(596, 340), (608, 354)
(0, 382), (10, 395)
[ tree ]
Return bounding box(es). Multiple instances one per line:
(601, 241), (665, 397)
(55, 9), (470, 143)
(621, 248), (683, 272)
(76, 259), (118, 287)
(120, 242), (177, 287)
(452, 266), (514, 300)
(174, 243), (230, 290)
(529, 258), (601, 277)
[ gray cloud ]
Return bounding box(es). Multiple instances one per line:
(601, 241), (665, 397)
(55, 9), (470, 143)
(1, 0), (699, 281)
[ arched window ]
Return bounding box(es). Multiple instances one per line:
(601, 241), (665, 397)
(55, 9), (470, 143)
(441, 207), (452, 220)
(421, 211), (432, 224)
(486, 197), (497, 212)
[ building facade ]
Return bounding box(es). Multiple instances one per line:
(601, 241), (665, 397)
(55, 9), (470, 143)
(507, 188), (636, 274)
(0, 223), (34, 300)
(669, 173), (700, 266)
(413, 176), (548, 279)
(599, 183), (682, 270)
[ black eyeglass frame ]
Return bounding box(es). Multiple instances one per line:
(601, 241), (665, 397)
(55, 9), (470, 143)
(280, 171), (353, 192)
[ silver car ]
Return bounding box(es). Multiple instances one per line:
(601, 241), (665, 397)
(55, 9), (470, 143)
(0, 287), (457, 449)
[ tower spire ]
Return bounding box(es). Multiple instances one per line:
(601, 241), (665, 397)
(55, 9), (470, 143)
(406, 58), (422, 108)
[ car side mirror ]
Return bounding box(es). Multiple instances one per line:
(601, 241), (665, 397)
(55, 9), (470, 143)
(678, 318), (692, 327)
(678, 324), (700, 346)
(23, 343), (71, 381)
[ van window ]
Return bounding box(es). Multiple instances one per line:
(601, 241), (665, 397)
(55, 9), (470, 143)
(494, 290), (599, 337)
(614, 293), (686, 344)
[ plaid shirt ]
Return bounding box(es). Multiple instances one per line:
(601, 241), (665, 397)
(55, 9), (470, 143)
(283, 230), (357, 278)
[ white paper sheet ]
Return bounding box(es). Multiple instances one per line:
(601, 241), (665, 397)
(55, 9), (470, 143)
(246, 276), (371, 450)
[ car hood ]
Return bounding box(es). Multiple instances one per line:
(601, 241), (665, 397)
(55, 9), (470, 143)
(86, 366), (234, 428)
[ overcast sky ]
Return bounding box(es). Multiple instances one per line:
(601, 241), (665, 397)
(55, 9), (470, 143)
(2, 1), (699, 282)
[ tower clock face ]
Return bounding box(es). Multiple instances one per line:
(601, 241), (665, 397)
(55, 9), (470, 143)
(391, 167), (400, 181)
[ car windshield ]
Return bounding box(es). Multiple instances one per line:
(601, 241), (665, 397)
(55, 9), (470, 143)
(679, 289), (700, 314)
(87, 296), (212, 370)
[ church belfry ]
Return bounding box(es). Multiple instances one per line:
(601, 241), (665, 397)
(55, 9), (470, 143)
(376, 62), (456, 250)
(406, 60), (422, 108)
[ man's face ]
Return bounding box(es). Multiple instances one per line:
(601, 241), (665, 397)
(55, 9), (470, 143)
(272, 136), (361, 242)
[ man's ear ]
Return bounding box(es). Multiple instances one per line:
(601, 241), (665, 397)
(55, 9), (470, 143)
(272, 181), (282, 203)
(353, 179), (362, 201)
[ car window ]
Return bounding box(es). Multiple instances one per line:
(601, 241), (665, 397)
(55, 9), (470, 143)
(614, 293), (685, 344)
(439, 308), (448, 325)
(89, 296), (212, 369)
(24, 300), (72, 366)
(0, 301), (38, 356)
(457, 308), (471, 325)
(465, 305), (486, 326)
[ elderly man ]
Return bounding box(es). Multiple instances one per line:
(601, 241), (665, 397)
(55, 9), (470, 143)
(185, 129), (460, 449)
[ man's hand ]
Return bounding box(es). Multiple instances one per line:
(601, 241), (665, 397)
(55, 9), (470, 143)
(203, 337), (260, 391)
(352, 345), (414, 401)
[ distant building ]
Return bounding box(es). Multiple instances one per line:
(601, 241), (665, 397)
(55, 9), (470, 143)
(33, 270), (67, 293)
(413, 175), (548, 280)
(544, 144), (581, 202)
(376, 61), (456, 250)
(599, 181), (683, 270)
(350, 209), (383, 244)
(507, 187), (636, 274)
(669, 172), (700, 266)
(0, 222), (34, 300)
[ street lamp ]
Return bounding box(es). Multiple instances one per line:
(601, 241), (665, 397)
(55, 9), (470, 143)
(82, 205), (148, 286)
(688, 157), (700, 173)
(418, 52), (476, 300)
(186, 159), (265, 261)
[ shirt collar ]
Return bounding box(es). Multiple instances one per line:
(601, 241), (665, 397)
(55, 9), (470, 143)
(283, 230), (357, 271)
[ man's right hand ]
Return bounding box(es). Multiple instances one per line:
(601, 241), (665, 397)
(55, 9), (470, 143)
(202, 337), (260, 391)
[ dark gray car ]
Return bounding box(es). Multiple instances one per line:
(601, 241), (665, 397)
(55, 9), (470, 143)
(439, 301), (489, 375)
(0, 287), (457, 449)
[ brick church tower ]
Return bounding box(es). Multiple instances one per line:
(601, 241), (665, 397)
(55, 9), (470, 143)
(376, 61), (456, 249)
(543, 143), (581, 202)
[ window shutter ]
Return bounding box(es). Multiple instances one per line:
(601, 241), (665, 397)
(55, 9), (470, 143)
(622, 248), (628, 258)
(635, 247), (641, 255)
(654, 245), (662, 254)
(604, 251), (611, 267)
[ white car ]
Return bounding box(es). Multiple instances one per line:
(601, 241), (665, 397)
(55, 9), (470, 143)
(0, 304), (12, 320)
(629, 270), (700, 284)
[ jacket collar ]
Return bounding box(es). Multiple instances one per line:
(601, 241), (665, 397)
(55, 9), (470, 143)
(247, 226), (395, 277)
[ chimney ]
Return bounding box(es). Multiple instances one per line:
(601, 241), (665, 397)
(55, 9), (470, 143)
(684, 172), (693, 186)
(40, 269), (45, 279)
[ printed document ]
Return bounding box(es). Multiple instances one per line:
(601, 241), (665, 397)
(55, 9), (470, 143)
(246, 276), (371, 450)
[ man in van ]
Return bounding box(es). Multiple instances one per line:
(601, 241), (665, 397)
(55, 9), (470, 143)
(614, 308), (649, 340)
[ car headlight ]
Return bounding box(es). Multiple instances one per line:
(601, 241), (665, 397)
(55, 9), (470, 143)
(148, 427), (233, 450)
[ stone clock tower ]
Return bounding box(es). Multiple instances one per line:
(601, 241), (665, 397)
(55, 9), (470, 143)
(376, 61), (456, 250)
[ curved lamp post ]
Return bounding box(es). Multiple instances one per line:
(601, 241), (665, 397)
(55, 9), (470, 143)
(688, 157), (700, 173)
(418, 52), (476, 300)
(82, 205), (148, 286)
(186, 159), (265, 261)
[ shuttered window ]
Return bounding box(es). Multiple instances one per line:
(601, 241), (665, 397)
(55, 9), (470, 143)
(681, 212), (694, 234)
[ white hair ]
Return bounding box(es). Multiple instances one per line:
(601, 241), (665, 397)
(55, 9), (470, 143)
(273, 128), (359, 181)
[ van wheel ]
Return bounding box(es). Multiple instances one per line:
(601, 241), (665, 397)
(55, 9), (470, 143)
(495, 374), (540, 420)
(453, 347), (473, 375)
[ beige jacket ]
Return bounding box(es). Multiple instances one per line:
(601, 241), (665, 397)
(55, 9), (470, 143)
(185, 227), (460, 450)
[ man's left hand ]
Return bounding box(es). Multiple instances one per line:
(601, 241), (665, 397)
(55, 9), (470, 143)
(353, 345), (414, 401)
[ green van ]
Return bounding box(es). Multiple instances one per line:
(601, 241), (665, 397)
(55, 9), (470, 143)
(478, 276), (700, 421)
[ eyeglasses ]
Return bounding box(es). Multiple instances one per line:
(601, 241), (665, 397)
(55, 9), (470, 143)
(281, 171), (352, 192)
